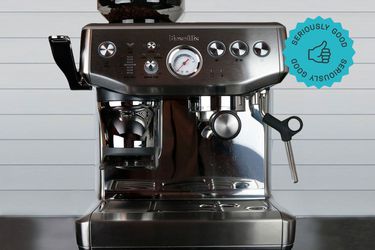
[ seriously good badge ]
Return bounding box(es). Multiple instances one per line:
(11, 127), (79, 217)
(283, 16), (355, 88)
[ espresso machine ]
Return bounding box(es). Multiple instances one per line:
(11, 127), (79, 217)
(49, 1), (303, 249)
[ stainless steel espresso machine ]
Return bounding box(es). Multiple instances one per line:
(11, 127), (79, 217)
(49, 1), (303, 249)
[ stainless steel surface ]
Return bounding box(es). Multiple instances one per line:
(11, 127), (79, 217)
(101, 98), (267, 199)
(76, 214), (91, 250)
(250, 91), (300, 184)
(285, 141), (299, 183)
(189, 96), (246, 113)
(74, 199), (294, 249)
(99, 100), (162, 169)
(51, 22), (296, 250)
(80, 23), (288, 96)
(211, 111), (241, 139)
(105, 177), (265, 198)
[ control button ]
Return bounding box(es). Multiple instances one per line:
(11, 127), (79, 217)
(147, 41), (157, 50)
(230, 40), (249, 58)
(253, 41), (271, 57)
(144, 60), (159, 75)
(208, 41), (226, 58)
(98, 41), (116, 58)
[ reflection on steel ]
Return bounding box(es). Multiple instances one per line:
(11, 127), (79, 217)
(50, 17), (297, 249)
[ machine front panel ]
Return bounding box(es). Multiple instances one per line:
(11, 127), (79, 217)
(81, 23), (287, 96)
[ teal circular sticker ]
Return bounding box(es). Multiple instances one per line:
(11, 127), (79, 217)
(283, 16), (355, 88)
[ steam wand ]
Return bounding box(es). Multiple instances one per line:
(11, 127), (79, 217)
(250, 91), (303, 183)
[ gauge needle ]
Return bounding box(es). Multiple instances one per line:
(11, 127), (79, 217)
(177, 58), (190, 72)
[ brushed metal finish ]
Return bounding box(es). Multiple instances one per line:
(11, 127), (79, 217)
(189, 96), (246, 113)
(69, 23), (295, 250)
(211, 111), (241, 140)
(101, 98), (266, 198)
(79, 23), (288, 96)
(74, 200), (294, 249)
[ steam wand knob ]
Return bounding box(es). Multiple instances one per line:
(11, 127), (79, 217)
(263, 114), (303, 183)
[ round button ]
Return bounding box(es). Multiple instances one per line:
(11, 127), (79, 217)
(208, 41), (226, 58)
(230, 40), (249, 58)
(147, 41), (157, 50)
(144, 60), (159, 75)
(253, 41), (271, 57)
(98, 41), (116, 58)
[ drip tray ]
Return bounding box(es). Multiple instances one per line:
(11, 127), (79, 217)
(79, 199), (295, 249)
(98, 200), (269, 213)
(152, 200), (269, 212)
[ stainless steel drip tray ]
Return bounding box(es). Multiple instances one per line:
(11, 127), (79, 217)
(100, 199), (270, 213)
(79, 200), (295, 249)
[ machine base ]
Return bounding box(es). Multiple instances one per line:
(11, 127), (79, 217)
(76, 200), (295, 250)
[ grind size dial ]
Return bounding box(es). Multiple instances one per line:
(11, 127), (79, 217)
(167, 46), (202, 78)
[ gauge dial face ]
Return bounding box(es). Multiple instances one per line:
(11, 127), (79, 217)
(167, 46), (202, 78)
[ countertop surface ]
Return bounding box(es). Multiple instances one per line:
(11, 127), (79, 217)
(1, 217), (375, 250)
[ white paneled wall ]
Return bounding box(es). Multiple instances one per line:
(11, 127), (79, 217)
(0, 0), (374, 216)
(180, 0), (375, 216)
(0, 0), (104, 215)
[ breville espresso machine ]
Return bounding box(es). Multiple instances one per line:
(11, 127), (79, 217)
(49, 1), (303, 249)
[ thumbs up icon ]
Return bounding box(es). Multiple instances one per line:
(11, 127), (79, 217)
(308, 41), (331, 64)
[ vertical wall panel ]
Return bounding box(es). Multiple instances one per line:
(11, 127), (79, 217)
(0, 3), (101, 216)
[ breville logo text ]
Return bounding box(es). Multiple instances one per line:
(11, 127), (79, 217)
(169, 35), (200, 42)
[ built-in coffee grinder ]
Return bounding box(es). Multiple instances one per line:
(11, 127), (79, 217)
(49, 1), (303, 249)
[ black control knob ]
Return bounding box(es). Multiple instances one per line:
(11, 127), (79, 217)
(144, 59), (159, 74)
(230, 40), (249, 58)
(208, 41), (226, 58)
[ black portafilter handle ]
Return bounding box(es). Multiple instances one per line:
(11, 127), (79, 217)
(263, 114), (303, 183)
(48, 36), (91, 90)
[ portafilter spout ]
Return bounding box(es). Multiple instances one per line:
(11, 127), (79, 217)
(189, 96), (245, 140)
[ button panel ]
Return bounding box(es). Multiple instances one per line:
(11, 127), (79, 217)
(86, 23), (287, 96)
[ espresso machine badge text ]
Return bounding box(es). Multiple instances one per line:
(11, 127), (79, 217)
(284, 16), (355, 88)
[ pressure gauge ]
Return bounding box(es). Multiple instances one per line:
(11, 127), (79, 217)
(167, 46), (202, 78)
